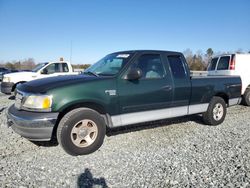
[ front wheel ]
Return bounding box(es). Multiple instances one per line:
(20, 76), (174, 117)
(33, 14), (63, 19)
(57, 108), (106, 156)
(202, 96), (227, 126)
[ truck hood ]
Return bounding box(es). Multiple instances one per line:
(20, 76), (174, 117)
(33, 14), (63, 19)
(4, 71), (36, 78)
(17, 74), (103, 93)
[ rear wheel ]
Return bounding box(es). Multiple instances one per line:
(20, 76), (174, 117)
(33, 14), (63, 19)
(57, 108), (106, 156)
(242, 89), (250, 106)
(203, 96), (227, 125)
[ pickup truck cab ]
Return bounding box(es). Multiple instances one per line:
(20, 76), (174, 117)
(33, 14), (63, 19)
(7, 50), (242, 155)
(207, 54), (250, 106)
(1, 61), (78, 94)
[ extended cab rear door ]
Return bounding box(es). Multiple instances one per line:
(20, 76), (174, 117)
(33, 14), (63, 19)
(115, 52), (174, 126)
(166, 54), (191, 109)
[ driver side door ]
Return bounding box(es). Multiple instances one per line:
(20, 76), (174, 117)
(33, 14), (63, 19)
(114, 53), (174, 126)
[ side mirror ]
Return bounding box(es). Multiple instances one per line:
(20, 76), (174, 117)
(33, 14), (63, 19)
(41, 69), (48, 74)
(126, 68), (142, 80)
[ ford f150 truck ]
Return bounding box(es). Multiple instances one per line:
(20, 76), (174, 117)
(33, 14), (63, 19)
(1, 60), (79, 94)
(7, 50), (242, 156)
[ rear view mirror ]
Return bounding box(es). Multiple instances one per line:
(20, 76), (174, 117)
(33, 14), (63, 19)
(126, 68), (142, 80)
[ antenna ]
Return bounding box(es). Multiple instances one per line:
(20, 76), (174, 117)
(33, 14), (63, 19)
(70, 40), (73, 63)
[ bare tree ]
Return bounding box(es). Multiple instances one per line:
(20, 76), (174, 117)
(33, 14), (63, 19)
(22, 58), (36, 70)
(183, 49), (206, 71)
(235, 48), (243, 54)
(202, 48), (213, 66)
(183, 48), (193, 67)
(5, 62), (15, 70)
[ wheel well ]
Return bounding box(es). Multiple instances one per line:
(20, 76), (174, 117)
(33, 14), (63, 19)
(58, 102), (106, 120)
(51, 102), (108, 140)
(214, 93), (229, 105)
(12, 81), (26, 91)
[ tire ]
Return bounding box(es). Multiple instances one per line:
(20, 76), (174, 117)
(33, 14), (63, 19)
(57, 108), (106, 156)
(202, 96), (227, 126)
(242, 89), (250, 106)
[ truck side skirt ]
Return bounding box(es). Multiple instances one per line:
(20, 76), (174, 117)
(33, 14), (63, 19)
(110, 103), (208, 127)
(109, 97), (240, 127)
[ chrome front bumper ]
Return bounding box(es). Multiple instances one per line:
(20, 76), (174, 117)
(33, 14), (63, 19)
(7, 105), (59, 141)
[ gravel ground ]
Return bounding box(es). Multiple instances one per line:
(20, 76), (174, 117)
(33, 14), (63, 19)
(0, 91), (250, 188)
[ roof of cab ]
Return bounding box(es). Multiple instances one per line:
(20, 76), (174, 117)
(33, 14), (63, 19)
(111, 50), (182, 55)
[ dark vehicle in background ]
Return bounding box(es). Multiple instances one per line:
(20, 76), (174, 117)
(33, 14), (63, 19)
(7, 50), (242, 155)
(0, 67), (10, 81)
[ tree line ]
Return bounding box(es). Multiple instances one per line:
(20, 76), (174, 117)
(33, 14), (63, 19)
(0, 58), (91, 71)
(1, 48), (249, 71)
(0, 58), (36, 70)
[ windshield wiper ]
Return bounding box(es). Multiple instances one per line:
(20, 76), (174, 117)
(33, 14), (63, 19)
(98, 73), (114, 76)
(84, 71), (99, 77)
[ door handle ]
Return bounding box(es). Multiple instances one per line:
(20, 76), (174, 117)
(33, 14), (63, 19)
(161, 85), (172, 91)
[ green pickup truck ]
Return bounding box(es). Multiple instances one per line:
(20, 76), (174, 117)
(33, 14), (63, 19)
(7, 50), (242, 155)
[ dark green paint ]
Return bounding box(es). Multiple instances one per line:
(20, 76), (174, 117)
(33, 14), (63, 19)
(18, 50), (242, 116)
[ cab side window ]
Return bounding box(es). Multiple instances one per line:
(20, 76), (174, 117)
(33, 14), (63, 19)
(42, 63), (70, 74)
(42, 63), (55, 74)
(130, 54), (165, 79)
(217, 56), (230, 70)
(167, 55), (187, 78)
(42, 63), (60, 74)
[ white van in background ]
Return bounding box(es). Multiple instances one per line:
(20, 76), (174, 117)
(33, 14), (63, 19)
(207, 54), (250, 106)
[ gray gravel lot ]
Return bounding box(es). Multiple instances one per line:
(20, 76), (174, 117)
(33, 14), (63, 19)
(0, 91), (250, 188)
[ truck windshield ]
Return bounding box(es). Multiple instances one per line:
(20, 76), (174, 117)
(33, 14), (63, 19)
(84, 53), (134, 76)
(32, 62), (49, 72)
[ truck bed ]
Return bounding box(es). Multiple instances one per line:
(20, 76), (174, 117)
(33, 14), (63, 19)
(190, 75), (241, 105)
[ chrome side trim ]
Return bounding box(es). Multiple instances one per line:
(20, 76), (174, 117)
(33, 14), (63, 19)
(111, 106), (188, 127)
(188, 103), (209, 114)
(111, 104), (209, 127)
(228, 97), (241, 106)
(110, 115), (122, 127)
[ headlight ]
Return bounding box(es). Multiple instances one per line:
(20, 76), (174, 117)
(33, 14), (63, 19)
(3, 76), (10, 82)
(22, 95), (52, 111)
